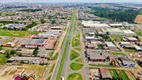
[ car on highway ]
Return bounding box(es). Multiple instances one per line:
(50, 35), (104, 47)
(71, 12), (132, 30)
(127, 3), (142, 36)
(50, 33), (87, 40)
(61, 77), (64, 80)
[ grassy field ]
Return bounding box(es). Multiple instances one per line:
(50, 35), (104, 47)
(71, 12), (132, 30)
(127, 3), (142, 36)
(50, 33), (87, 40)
(70, 50), (80, 60)
(75, 58), (82, 63)
(49, 64), (55, 73)
(50, 52), (59, 60)
(125, 71), (136, 80)
(70, 62), (83, 70)
(109, 69), (130, 80)
(135, 31), (142, 36)
(0, 54), (7, 65)
(67, 73), (83, 80)
(138, 36), (142, 41)
(0, 29), (39, 37)
(46, 75), (51, 80)
(17, 64), (47, 79)
(124, 49), (136, 52)
(112, 52), (126, 56)
(72, 33), (80, 47)
(110, 36), (122, 42)
(109, 69), (120, 80)
(56, 11), (75, 80)
(1, 12), (15, 16)
(116, 70), (129, 80)
(74, 48), (81, 51)
(89, 64), (116, 67)
(139, 11), (142, 15)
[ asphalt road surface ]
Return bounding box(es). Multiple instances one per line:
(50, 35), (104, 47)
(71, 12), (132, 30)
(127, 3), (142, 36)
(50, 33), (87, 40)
(51, 10), (76, 80)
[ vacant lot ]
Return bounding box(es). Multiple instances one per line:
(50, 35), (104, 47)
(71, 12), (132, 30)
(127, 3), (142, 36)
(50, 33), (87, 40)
(116, 70), (129, 80)
(68, 73), (83, 80)
(0, 54), (7, 65)
(0, 29), (38, 37)
(125, 71), (136, 80)
(112, 52), (126, 56)
(109, 69), (130, 80)
(17, 64), (47, 79)
(135, 15), (142, 24)
(109, 69), (119, 80)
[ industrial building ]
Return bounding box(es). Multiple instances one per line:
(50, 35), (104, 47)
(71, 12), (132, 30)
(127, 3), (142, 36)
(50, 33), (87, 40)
(21, 39), (48, 48)
(99, 68), (112, 80)
(3, 24), (26, 30)
(82, 21), (110, 28)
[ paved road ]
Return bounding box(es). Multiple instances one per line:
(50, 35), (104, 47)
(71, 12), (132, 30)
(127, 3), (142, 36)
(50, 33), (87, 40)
(61, 11), (76, 79)
(51, 11), (76, 80)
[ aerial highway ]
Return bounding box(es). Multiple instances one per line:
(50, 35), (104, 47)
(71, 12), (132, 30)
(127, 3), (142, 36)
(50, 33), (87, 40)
(51, 10), (77, 80)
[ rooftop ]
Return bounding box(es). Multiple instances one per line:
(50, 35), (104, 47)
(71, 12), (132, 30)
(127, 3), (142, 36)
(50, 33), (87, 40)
(100, 68), (112, 79)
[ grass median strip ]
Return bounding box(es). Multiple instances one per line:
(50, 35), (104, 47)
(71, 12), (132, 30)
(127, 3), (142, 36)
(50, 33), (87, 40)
(70, 50), (80, 60)
(70, 62), (83, 70)
(49, 64), (55, 73)
(75, 58), (82, 63)
(56, 11), (76, 80)
(67, 73), (83, 80)
(56, 29), (71, 80)
(50, 52), (59, 60)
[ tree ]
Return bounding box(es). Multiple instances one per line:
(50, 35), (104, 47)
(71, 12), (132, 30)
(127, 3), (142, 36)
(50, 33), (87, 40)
(20, 60), (25, 64)
(51, 20), (56, 24)
(10, 50), (17, 55)
(5, 50), (11, 58)
(0, 45), (3, 50)
(16, 52), (22, 56)
(33, 46), (39, 57)
(40, 19), (46, 23)
(107, 56), (110, 61)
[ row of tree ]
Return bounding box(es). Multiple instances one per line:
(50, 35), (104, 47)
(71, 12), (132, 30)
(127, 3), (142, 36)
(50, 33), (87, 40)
(88, 7), (140, 23)
(5, 50), (22, 58)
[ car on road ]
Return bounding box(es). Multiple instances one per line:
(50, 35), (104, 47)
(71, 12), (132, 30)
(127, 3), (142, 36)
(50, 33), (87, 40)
(61, 77), (64, 80)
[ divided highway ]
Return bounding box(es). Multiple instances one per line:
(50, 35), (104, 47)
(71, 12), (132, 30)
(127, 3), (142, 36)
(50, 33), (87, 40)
(51, 10), (77, 80)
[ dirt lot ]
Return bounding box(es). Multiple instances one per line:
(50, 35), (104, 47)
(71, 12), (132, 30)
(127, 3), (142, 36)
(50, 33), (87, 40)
(135, 15), (142, 24)
(0, 64), (47, 80)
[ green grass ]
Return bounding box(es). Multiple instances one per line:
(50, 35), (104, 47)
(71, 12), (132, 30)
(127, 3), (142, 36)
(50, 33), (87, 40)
(46, 75), (51, 80)
(124, 49), (136, 52)
(138, 36), (142, 41)
(67, 73), (83, 80)
(75, 58), (82, 63)
(50, 52), (59, 60)
(70, 50), (80, 60)
(56, 11), (76, 80)
(125, 71), (136, 80)
(1, 12), (15, 16)
(72, 33), (80, 47)
(116, 70), (129, 80)
(49, 64), (55, 73)
(70, 62), (83, 70)
(109, 69), (120, 80)
(89, 64), (116, 67)
(110, 36), (122, 42)
(0, 29), (39, 37)
(138, 11), (142, 15)
(0, 54), (7, 65)
(74, 48), (81, 51)
(135, 31), (142, 36)
(112, 52), (126, 56)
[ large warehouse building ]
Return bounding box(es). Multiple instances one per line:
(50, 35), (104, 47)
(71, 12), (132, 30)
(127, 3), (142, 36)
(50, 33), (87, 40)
(21, 39), (48, 48)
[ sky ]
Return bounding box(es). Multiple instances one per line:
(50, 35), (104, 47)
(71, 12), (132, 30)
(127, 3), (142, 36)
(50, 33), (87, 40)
(0, 0), (142, 3)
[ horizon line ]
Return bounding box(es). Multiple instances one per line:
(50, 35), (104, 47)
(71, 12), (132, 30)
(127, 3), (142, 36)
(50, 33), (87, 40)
(0, 2), (142, 4)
